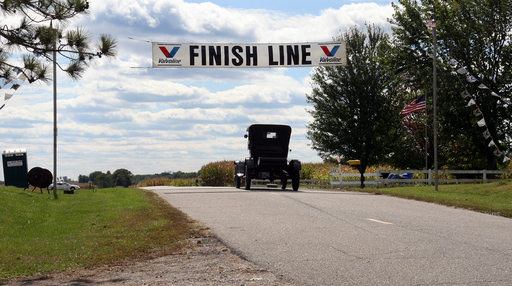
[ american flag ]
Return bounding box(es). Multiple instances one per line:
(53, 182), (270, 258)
(401, 95), (426, 115)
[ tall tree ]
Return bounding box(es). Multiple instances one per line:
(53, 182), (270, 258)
(388, 110), (434, 170)
(389, 0), (512, 171)
(78, 174), (89, 183)
(88, 170), (103, 183)
(306, 24), (402, 187)
(94, 172), (112, 189)
(112, 168), (133, 187)
(0, 0), (116, 83)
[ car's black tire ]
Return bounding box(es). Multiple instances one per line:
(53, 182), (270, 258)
(244, 166), (251, 190)
(281, 178), (287, 190)
(70, 187), (75, 191)
(235, 176), (241, 189)
(291, 170), (300, 191)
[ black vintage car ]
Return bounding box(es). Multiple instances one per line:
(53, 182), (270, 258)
(234, 124), (301, 191)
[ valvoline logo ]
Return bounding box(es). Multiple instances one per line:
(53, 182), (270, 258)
(159, 46), (180, 58)
(158, 46), (182, 65)
(320, 45), (340, 57)
(319, 45), (342, 64)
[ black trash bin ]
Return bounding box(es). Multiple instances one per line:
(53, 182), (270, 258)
(2, 148), (28, 188)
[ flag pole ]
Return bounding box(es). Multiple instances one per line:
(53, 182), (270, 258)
(431, 20), (439, 192)
(425, 90), (428, 175)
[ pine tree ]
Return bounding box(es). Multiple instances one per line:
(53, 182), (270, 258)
(0, 0), (116, 83)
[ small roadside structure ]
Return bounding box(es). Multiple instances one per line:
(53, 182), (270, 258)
(2, 148), (28, 188)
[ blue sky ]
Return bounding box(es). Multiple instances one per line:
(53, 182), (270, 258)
(1, 0), (395, 181)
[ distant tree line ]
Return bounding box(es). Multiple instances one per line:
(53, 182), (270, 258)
(78, 169), (133, 188)
(131, 171), (200, 185)
(78, 170), (199, 187)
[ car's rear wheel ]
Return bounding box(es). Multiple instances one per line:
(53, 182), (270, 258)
(281, 178), (287, 189)
(244, 166), (251, 190)
(291, 170), (300, 191)
(235, 176), (241, 188)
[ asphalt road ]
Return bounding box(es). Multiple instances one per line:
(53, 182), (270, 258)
(144, 186), (512, 285)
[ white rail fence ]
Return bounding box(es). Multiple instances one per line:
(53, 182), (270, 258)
(252, 169), (512, 188)
(330, 169), (512, 188)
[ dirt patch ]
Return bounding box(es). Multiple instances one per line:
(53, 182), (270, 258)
(5, 234), (303, 286)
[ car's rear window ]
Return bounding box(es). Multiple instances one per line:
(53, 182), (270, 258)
(266, 132), (277, 139)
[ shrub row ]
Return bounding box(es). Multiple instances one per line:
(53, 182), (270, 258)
(137, 177), (199, 187)
(138, 161), (512, 187)
(139, 161), (347, 187)
(198, 161), (348, 186)
(199, 160), (234, 186)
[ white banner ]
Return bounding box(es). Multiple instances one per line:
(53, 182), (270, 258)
(152, 42), (346, 68)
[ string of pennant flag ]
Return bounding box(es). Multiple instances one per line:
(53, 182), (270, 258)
(400, 19), (511, 165)
(399, 58), (511, 164)
(0, 68), (27, 110)
(448, 58), (511, 163)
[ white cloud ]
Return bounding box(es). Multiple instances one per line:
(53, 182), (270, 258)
(82, 0), (393, 42)
(0, 0), (395, 180)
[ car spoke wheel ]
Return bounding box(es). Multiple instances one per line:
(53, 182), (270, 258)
(292, 170), (300, 191)
(281, 178), (287, 190)
(235, 176), (241, 188)
(244, 166), (251, 190)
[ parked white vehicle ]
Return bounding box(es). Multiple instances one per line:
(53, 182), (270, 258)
(47, 182), (80, 193)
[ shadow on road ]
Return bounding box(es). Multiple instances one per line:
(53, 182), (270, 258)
(162, 187), (374, 196)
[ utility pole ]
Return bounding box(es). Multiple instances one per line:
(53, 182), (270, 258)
(51, 21), (58, 199)
(428, 19), (439, 192)
(425, 90), (428, 173)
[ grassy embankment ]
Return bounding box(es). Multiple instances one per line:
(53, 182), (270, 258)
(349, 180), (512, 218)
(0, 186), (197, 282)
(303, 163), (512, 218)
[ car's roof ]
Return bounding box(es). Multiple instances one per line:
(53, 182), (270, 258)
(246, 124), (292, 147)
(246, 124), (292, 133)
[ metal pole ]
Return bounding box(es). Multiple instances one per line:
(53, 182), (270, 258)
(52, 21), (58, 199)
(425, 90), (428, 173)
(433, 24), (439, 191)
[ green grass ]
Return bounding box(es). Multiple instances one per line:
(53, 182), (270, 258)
(346, 180), (512, 218)
(0, 186), (195, 281)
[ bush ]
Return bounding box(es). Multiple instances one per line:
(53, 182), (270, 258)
(200, 160), (234, 186)
(300, 163), (315, 180)
(137, 177), (199, 187)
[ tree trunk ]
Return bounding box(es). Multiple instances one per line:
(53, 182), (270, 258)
(359, 172), (365, 188)
(358, 164), (367, 188)
(486, 150), (497, 179)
